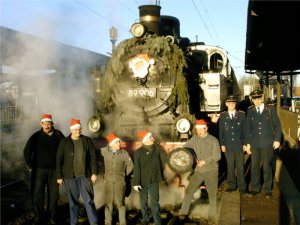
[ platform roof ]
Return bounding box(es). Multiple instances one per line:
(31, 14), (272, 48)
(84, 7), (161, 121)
(0, 26), (109, 76)
(245, 0), (300, 77)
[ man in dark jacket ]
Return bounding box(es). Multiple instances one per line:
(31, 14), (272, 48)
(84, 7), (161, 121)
(244, 89), (282, 199)
(101, 133), (133, 225)
(23, 114), (65, 225)
(56, 118), (99, 225)
(219, 95), (247, 194)
(133, 130), (167, 225)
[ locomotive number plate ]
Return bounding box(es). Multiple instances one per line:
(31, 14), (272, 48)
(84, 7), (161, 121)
(128, 88), (157, 98)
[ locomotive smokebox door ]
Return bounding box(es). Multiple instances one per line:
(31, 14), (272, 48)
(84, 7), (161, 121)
(167, 147), (197, 174)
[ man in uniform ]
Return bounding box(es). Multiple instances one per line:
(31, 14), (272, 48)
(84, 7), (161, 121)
(244, 89), (282, 199)
(219, 95), (247, 194)
(100, 133), (133, 225)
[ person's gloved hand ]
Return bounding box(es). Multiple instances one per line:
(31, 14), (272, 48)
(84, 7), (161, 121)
(133, 185), (143, 192)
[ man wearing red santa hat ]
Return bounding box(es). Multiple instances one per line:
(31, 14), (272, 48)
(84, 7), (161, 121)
(133, 130), (167, 225)
(23, 114), (65, 225)
(173, 119), (221, 225)
(56, 118), (99, 225)
(100, 133), (133, 225)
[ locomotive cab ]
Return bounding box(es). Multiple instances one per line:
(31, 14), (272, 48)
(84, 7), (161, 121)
(187, 43), (237, 113)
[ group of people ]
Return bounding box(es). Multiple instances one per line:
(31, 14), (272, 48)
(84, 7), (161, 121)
(23, 115), (167, 225)
(24, 116), (99, 225)
(173, 89), (282, 225)
(23, 89), (282, 225)
(219, 89), (282, 200)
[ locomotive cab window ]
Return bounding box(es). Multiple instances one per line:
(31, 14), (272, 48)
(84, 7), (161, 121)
(191, 51), (209, 72)
(210, 53), (223, 72)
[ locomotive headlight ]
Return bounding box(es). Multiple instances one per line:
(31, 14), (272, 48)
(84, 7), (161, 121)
(176, 118), (191, 133)
(88, 116), (101, 133)
(130, 23), (146, 38)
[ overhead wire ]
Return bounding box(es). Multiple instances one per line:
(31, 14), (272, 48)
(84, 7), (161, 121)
(73, 0), (111, 23)
(72, 0), (134, 32)
(73, 0), (245, 68)
(191, 0), (216, 45)
(197, 0), (223, 47)
(192, 0), (244, 70)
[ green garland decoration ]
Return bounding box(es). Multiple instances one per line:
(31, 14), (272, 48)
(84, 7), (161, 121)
(101, 35), (189, 113)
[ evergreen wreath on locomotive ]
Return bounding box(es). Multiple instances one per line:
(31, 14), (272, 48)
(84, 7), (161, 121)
(88, 5), (240, 142)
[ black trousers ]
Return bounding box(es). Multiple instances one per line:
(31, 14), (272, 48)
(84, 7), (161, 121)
(139, 182), (161, 225)
(32, 168), (59, 221)
(250, 147), (274, 194)
(225, 150), (246, 191)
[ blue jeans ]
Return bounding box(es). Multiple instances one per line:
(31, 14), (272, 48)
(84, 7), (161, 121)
(64, 176), (98, 225)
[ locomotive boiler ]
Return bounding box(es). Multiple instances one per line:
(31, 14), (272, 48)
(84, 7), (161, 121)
(88, 5), (240, 142)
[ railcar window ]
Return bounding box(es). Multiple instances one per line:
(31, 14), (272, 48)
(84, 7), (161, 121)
(192, 51), (209, 72)
(210, 53), (223, 72)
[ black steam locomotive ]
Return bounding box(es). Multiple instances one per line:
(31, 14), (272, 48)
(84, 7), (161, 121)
(88, 5), (240, 142)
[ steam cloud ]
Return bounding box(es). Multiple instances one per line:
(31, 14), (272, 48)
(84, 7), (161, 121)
(1, 28), (99, 181)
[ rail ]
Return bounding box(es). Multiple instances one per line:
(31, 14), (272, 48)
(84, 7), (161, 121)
(278, 108), (299, 141)
(0, 106), (20, 125)
(277, 139), (300, 225)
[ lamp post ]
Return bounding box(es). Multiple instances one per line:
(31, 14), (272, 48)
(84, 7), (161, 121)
(109, 26), (117, 52)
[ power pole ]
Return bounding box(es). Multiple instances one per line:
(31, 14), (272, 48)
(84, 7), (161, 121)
(109, 26), (117, 52)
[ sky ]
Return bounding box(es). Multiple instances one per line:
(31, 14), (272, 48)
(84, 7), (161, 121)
(0, 0), (249, 81)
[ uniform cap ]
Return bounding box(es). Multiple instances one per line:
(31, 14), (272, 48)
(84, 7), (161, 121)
(250, 89), (263, 98)
(41, 114), (53, 123)
(70, 118), (81, 129)
(225, 95), (237, 102)
(137, 130), (152, 143)
(106, 133), (121, 146)
(195, 119), (207, 129)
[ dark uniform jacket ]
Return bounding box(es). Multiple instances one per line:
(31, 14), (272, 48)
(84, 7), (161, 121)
(245, 104), (282, 149)
(219, 110), (246, 152)
(133, 144), (166, 187)
(23, 128), (65, 169)
(56, 135), (98, 179)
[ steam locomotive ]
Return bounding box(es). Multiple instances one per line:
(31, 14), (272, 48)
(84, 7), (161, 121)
(88, 5), (240, 142)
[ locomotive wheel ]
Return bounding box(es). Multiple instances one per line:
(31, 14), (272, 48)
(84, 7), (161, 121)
(167, 147), (196, 174)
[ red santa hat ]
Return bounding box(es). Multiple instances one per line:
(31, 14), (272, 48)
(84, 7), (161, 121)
(70, 118), (81, 129)
(41, 114), (53, 123)
(195, 119), (207, 129)
(106, 133), (120, 146)
(137, 130), (152, 143)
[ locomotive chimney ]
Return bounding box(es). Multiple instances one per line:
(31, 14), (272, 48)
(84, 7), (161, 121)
(139, 5), (161, 35)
